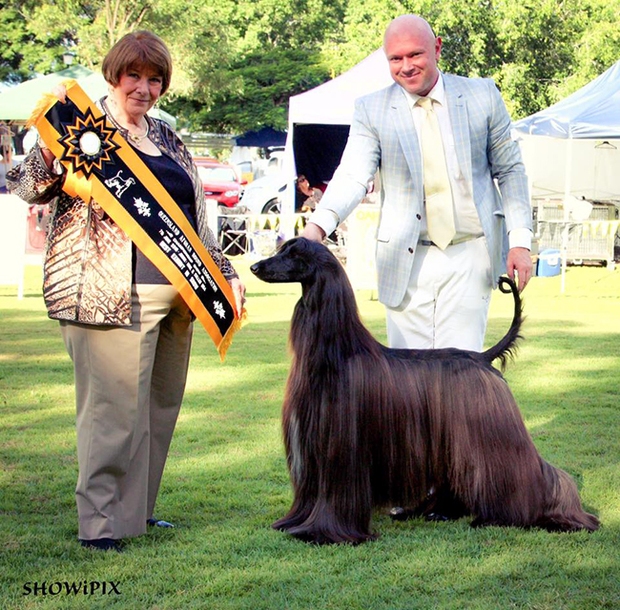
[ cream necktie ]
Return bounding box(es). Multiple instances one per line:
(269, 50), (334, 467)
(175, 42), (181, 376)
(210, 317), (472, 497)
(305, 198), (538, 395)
(417, 96), (455, 250)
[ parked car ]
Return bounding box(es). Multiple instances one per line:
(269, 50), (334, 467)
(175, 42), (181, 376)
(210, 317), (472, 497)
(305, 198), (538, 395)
(193, 157), (246, 208)
(238, 173), (289, 214)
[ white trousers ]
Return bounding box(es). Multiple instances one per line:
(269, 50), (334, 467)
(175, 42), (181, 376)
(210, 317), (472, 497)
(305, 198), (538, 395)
(386, 237), (492, 351)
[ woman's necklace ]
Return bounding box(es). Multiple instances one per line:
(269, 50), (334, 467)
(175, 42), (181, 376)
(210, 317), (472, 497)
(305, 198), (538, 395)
(102, 98), (150, 145)
(127, 122), (149, 145)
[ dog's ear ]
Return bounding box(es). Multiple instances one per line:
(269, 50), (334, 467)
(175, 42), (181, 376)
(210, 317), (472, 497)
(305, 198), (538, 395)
(277, 237), (302, 255)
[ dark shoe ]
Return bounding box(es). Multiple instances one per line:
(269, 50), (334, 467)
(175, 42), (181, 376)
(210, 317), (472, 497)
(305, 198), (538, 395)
(424, 512), (451, 522)
(389, 507), (417, 522)
(389, 506), (455, 523)
(79, 538), (122, 552)
(147, 518), (175, 528)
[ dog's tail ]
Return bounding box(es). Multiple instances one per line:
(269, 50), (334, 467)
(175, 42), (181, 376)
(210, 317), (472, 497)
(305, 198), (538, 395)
(482, 276), (524, 371)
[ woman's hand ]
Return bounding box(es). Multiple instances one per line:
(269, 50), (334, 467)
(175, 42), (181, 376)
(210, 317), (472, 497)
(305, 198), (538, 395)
(51, 84), (68, 103)
(37, 84), (68, 169)
(228, 277), (246, 318)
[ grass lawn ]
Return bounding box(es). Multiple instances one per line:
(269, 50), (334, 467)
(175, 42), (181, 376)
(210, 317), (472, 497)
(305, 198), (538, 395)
(1, 259), (619, 609)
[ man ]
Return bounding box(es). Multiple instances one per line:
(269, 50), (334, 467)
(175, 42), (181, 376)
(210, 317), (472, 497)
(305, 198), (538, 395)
(302, 14), (532, 351)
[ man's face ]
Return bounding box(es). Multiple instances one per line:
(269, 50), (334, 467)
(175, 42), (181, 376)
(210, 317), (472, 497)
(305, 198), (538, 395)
(384, 25), (441, 97)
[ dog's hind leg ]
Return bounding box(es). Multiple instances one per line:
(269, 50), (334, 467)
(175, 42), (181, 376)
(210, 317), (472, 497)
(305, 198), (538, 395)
(445, 372), (553, 529)
(451, 376), (599, 533)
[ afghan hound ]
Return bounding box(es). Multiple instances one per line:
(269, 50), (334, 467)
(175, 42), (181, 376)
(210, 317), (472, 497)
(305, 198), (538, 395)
(250, 237), (600, 545)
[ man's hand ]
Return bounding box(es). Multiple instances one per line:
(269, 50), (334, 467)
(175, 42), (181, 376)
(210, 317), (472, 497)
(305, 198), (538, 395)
(506, 247), (533, 292)
(301, 222), (326, 242)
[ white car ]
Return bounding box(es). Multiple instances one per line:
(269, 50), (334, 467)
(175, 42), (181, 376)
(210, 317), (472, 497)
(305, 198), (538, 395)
(238, 173), (289, 214)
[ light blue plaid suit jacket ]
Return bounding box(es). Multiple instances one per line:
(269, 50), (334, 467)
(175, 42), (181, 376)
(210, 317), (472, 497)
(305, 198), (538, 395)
(313, 73), (532, 308)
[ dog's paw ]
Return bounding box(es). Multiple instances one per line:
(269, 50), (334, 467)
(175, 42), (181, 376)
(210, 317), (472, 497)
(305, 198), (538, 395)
(277, 522), (378, 545)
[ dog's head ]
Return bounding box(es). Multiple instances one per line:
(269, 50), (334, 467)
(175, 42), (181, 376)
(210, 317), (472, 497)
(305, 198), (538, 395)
(250, 237), (337, 284)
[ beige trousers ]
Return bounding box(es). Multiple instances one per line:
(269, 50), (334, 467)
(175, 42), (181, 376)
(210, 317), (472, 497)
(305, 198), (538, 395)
(60, 285), (193, 540)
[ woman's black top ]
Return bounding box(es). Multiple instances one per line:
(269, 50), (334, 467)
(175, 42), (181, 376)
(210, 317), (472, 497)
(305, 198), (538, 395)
(132, 149), (197, 284)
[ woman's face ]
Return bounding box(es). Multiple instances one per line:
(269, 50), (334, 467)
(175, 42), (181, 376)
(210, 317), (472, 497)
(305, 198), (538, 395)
(111, 66), (163, 119)
(296, 176), (311, 195)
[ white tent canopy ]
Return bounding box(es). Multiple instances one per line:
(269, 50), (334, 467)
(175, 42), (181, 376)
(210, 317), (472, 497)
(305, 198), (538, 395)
(288, 49), (393, 127)
(513, 61), (620, 202)
(281, 49), (393, 211)
(513, 62), (620, 287)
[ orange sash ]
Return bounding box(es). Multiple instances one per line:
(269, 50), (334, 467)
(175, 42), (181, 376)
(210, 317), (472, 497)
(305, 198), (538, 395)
(29, 81), (244, 360)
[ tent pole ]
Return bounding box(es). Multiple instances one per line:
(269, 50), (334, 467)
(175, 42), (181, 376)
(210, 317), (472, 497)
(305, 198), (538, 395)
(560, 136), (573, 294)
(280, 119), (298, 239)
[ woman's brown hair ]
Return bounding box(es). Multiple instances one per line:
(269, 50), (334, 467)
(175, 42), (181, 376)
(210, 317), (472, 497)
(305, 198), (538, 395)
(102, 30), (172, 94)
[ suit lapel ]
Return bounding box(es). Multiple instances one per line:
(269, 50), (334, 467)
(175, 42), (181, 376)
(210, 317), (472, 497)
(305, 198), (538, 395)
(444, 75), (473, 186)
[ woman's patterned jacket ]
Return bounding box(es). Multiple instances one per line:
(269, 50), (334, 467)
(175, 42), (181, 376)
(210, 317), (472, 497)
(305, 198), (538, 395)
(7, 111), (237, 326)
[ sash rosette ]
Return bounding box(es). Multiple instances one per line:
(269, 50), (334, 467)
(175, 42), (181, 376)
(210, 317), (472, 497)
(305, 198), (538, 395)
(29, 80), (245, 360)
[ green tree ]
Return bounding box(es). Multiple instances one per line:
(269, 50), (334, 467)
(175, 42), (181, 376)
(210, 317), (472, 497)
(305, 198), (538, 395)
(491, 0), (588, 118)
(1, 0), (154, 80)
(171, 0), (346, 132)
(0, 4), (32, 82)
(1, 0), (78, 80)
(320, 0), (407, 74)
(550, 0), (620, 99)
(4, 0), (620, 131)
(189, 48), (331, 132)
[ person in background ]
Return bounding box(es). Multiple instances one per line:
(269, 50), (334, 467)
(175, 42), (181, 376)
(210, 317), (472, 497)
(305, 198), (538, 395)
(7, 30), (245, 552)
(295, 174), (323, 212)
(0, 123), (13, 193)
(302, 14), (532, 352)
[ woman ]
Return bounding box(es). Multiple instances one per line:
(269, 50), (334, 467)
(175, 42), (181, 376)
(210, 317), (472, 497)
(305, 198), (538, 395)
(294, 174), (323, 212)
(7, 31), (245, 552)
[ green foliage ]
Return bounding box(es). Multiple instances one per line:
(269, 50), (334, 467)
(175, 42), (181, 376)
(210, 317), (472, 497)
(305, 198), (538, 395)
(234, 0), (346, 51)
(3, 0), (620, 129)
(0, 5), (30, 82)
(176, 0), (347, 132)
(490, 0), (588, 117)
(188, 48), (332, 132)
(0, 0), (153, 80)
(320, 0), (408, 73)
(0, 0), (76, 80)
(0, 262), (619, 609)
(550, 0), (620, 100)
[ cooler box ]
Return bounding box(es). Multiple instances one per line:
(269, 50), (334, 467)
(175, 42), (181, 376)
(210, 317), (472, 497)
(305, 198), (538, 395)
(537, 248), (561, 277)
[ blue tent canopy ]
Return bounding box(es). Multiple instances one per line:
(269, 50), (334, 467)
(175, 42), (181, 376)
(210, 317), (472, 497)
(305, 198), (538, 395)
(513, 61), (620, 139)
(234, 127), (286, 148)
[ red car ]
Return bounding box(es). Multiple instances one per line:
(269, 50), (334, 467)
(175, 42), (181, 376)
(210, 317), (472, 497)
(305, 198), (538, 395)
(193, 157), (246, 207)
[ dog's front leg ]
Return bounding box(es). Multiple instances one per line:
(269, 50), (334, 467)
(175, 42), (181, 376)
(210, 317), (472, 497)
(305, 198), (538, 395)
(272, 456), (320, 533)
(274, 382), (378, 544)
(285, 435), (377, 545)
